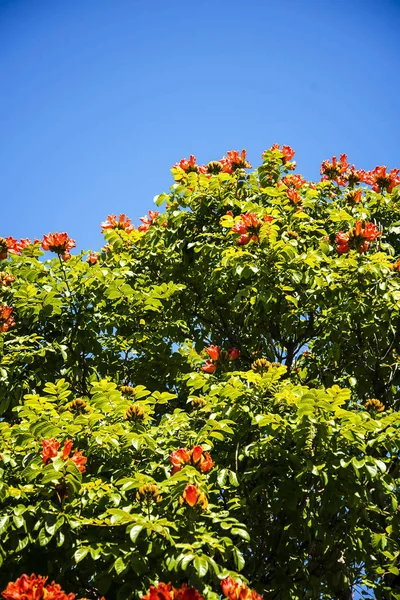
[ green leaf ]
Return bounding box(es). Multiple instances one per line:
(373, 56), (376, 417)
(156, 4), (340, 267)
(74, 547), (90, 563)
(194, 555), (208, 577)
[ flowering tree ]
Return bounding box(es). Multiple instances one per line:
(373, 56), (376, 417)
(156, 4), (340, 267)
(1, 147), (400, 600)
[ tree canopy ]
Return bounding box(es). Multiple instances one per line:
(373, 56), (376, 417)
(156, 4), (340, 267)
(0, 147), (400, 600)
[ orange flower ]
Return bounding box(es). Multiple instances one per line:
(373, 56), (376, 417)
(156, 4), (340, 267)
(182, 484), (198, 507)
(0, 305), (16, 332)
(205, 345), (220, 361)
(2, 574), (75, 600)
(173, 155), (199, 173)
(43, 582), (75, 600)
(41, 439), (60, 465)
(320, 154), (349, 185)
(61, 440), (73, 460)
(70, 450), (87, 473)
(142, 583), (203, 600)
(231, 213), (272, 246)
(2, 574), (48, 600)
(170, 448), (191, 475)
(335, 221), (381, 255)
(40, 438), (86, 472)
(365, 166), (400, 193)
(181, 484), (208, 509)
(220, 578), (262, 600)
(142, 582), (173, 600)
(170, 446), (214, 475)
(201, 360), (216, 374)
(87, 252), (98, 265)
(199, 451), (214, 473)
(138, 210), (160, 232)
(42, 233), (76, 261)
(174, 585), (203, 600)
(220, 150), (252, 174)
(286, 188), (301, 204)
(100, 214), (135, 234)
(281, 174), (306, 189)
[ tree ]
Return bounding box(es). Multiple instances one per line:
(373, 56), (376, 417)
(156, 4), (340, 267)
(0, 147), (399, 600)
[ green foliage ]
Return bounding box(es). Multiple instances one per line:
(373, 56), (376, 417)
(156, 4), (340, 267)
(1, 149), (400, 598)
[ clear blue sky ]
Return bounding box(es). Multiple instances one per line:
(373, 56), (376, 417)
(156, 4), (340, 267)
(1, 0), (400, 255)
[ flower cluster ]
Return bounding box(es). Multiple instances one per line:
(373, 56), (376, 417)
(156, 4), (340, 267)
(42, 233), (76, 261)
(320, 155), (400, 193)
(142, 582), (202, 600)
(0, 305), (15, 332)
(279, 174), (306, 204)
(180, 484), (208, 510)
(320, 154), (350, 186)
(138, 210), (159, 232)
(364, 166), (400, 194)
(101, 213), (135, 234)
(0, 237), (39, 259)
(170, 445), (214, 475)
(172, 150), (251, 180)
(2, 574), (75, 600)
(41, 438), (87, 473)
(0, 272), (15, 287)
(335, 221), (381, 255)
(221, 577), (262, 600)
(220, 150), (251, 174)
(231, 212), (273, 246)
(202, 344), (240, 373)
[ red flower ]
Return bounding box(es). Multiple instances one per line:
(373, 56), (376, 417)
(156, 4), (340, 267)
(43, 582), (75, 600)
(87, 252), (98, 265)
(0, 305), (16, 332)
(170, 448), (191, 475)
(231, 213), (272, 246)
(138, 210), (160, 232)
(100, 214), (135, 234)
(320, 154), (349, 185)
(142, 583), (203, 600)
(40, 438), (86, 472)
(2, 574), (76, 600)
(41, 439), (60, 465)
(190, 446), (214, 473)
(170, 446), (214, 475)
(182, 484), (198, 507)
(61, 440), (73, 460)
(70, 450), (87, 473)
(142, 582), (173, 600)
(281, 174), (306, 189)
(206, 345), (220, 361)
(228, 348), (240, 360)
(220, 150), (251, 174)
(365, 166), (400, 193)
(286, 188), (301, 204)
(199, 451), (214, 473)
(180, 484), (208, 509)
(2, 574), (48, 600)
(335, 221), (381, 255)
(220, 579), (262, 600)
(201, 360), (217, 373)
(174, 584), (203, 600)
(173, 155), (199, 173)
(42, 233), (76, 261)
